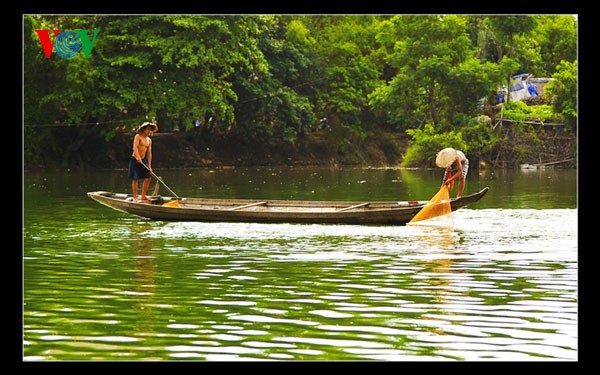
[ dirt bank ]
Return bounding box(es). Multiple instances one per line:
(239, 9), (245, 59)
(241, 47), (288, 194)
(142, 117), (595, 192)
(103, 129), (408, 170)
(31, 126), (575, 171)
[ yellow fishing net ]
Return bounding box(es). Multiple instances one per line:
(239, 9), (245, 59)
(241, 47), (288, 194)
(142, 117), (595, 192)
(407, 184), (453, 227)
(162, 200), (179, 207)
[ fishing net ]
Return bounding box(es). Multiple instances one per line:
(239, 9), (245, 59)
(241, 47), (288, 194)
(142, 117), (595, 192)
(162, 200), (179, 207)
(407, 184), (453, 228)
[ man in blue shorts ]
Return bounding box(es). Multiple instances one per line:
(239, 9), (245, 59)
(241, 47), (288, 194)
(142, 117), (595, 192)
(128, 122), (157, 202)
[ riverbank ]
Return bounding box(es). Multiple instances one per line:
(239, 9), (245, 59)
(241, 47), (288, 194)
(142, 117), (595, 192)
(25, 126), (576, 171)
(89, 128), (410, 170)
(116, 128), (577, 170)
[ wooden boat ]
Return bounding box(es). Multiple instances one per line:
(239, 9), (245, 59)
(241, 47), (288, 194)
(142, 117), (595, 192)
(87, 187), (488, 225)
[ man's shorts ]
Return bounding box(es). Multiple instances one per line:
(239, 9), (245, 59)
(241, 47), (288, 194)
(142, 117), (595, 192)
(128, 156), (150, 180)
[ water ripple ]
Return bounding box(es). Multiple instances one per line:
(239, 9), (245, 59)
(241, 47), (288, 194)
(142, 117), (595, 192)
(24, 208), (577, 361)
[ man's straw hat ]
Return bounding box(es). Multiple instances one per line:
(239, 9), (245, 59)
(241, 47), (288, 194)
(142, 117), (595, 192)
(137, 122), (157, 133)
(435, 147), (458, 168)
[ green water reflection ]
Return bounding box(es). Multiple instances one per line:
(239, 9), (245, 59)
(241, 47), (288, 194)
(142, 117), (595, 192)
(25, 166), (576, 208)
(23, 167), (577, 361)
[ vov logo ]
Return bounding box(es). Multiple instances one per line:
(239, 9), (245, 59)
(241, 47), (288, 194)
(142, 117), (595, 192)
(35, 29), (100, 59)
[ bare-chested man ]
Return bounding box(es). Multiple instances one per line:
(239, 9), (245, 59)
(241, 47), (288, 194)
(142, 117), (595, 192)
(128, 122), (157, 202)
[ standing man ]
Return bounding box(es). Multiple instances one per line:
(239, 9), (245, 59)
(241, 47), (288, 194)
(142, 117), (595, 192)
(128, 122), (157, 202)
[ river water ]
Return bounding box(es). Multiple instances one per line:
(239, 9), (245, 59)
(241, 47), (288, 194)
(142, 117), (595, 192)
(23, 166), (578, 361)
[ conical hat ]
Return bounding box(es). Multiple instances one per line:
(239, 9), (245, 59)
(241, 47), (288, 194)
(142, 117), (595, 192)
(435, 148), (458, 168)
(137, 122), (157, 133)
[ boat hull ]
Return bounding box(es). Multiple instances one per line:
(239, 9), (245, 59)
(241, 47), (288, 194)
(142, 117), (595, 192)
(87, 187), (488, 225)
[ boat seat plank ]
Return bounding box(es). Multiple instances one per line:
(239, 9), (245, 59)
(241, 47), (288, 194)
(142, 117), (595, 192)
(336, 202), (370, 212)
(228, 201), (267, 211)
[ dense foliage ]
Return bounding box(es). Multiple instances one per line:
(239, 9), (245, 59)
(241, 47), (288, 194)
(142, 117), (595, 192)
(23, 14), (577, 167)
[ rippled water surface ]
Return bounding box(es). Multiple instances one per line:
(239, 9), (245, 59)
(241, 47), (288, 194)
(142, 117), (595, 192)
(23, 168), (577, 361)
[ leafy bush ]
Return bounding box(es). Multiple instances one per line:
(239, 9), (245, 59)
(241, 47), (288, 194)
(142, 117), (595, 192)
(502, 101), (557, 123)
(403, 124), (467, 167)
(545, 60), (577, 130)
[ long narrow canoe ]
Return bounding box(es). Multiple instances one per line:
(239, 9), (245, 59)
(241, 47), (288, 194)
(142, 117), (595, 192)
(87, 187), (488, 225)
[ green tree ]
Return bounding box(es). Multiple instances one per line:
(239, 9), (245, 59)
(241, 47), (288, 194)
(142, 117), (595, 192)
(230, 16), (316, 144)
(545, 60), (577, 129)
(309, 16), (386, 157)
(23, 14), (577, 169)
(97, 15), (270, 133)
(486, 15), (537, 61)
(24, 15), (106, 167)
(534, 15), (578, 76)
(485, 15), (537, 103)
(24, 15), (272, 165)
(371, 15), (488, 130)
